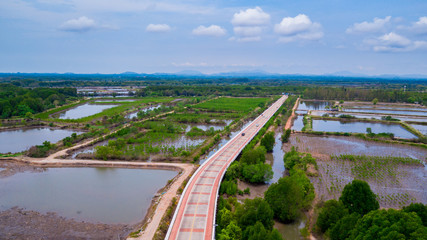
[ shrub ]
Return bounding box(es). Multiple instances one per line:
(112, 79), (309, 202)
(339, 179), (379, 215)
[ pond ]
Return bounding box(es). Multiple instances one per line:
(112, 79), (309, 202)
(297, 101), (333, 111)
(341, 108), (427, 117)
(411, 124), (427, 135)
(127, 105), (162, 119)
(312, 119), (417, 139)
(291, 115), (304, 131)
(71, 141), (108, 158)
(0, 166), (177, 224)
(94, 99), (136, 102)
(185, 124), (225, 132)
(0, 128), (83, 154)
(286, 134), (427, 160)
(56, 103), (118, 119)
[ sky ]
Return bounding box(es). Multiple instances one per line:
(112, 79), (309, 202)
(1, 0), (427, 75)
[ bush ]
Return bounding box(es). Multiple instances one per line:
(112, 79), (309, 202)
(402, 203), (427, 226)
(235, 198), (274, 231)
(240, 146), (266, 165)
(329, 213), (360, 240)
(219, 180), (238, 196)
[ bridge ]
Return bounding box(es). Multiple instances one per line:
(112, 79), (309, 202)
(165, 95), (287, 240)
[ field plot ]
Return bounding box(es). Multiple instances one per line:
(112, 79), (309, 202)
(193, 97), (271, 113)
(284, 134), (426, 209)
(71, 97), (272, 161)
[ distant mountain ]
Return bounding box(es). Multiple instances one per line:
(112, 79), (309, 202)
(328, 71), (368, 77)
(174, 70), (205, 76)
(213, 70), (278, 77)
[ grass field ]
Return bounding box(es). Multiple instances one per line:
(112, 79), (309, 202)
(193, 97), (271, 113)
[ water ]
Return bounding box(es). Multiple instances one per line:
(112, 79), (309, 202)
(342, 108), (427, 117)
(295, 110), (308, 115)
(274, 218), (306, 240)
(269, 134), (286, 184)
(57, 103), (118, 119)
(161, 136), (205, 148)
(71, 141), (108, 158)
(94, 99), (136, 102)
(311, 111), (427, 122)
(291, 115), (304, 131)
(287, 134), (427, 160)
(344, 105), (427, 112)
(127, 105), (162, 119)
(312, 119), (418, 139)
(185, 124), (225, 132)
(297, 101), (333, 111)
(411, 124), (427, 135)
(0, 167), (177, 224)
(0, 128), (83, 153)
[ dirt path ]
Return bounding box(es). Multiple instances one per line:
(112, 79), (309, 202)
(284, 97), (299, 130)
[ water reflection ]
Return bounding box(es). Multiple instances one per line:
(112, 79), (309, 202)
(0, 128), (83, 153)
(57, 103), (118, 119)
(0, 167), (176, 224)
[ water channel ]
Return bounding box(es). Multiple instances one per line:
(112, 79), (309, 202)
(0, 166), (177, 224)
(0, 128), (83, 153)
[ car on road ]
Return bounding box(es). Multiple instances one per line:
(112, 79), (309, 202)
(241, 133), (245, 136)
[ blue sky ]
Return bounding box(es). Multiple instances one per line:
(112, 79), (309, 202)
(1, 0), (427, 75)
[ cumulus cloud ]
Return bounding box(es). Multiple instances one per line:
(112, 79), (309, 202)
(59, 16), (97, 32)
(146, 23), (171, 33)
(230, 7), (270, 42)
(365, 32), (427, 52)
(274, 14), (323, 43)
(346, 16), (391, 34)
(192, 25), (226, 37)
(404, 16), (427, 35)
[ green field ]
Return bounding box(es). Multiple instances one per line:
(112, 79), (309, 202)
(193, 97), (271, 113)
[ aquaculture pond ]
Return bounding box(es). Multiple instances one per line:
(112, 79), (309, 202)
(411, 124), (427, 135)
(312, 119), (417, 139)
(285, 134), (427, 160)
(297, 101), (333, 111)
(0, 128), (83, 153)
(56, 103), (118, 119)
(291, 115), (304, 131)
(0, 166), (177, 224)
(341, 108), (427, 117)
(94, 99), (136, 102)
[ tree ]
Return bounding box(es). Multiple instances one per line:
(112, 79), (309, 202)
(348, 209), (426, 240)
(242, 221), (268, 240)
(240, 146), (266, 165)
(264, 176), (304, 222)
(339, 180), (379, 215)
(329, 213), (360, 240)
(261, 131), (275, 152)
(235, 198), (274, 231)
(316, 199), (349, 233)
(281, 129), (291, 143)
(218, 221), (242, 240)
(372, 98), (378, 105)
(241, 163), (273, 183)
(403, 203), (427, 226)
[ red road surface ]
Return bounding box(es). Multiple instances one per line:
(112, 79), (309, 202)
(166, 95), (287, 240)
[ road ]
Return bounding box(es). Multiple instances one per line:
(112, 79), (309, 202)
(165, 95), (287, 240)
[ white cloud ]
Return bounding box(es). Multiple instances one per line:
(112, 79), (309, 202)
(230, 7), (270, 42)
(274, 14), (323, 43)
(192, 25), (226, 37)
(146, 23), (171, 33)
(346, 16), (391, 34)
(59, 16), (97, 32)
(405, 16), (427, 35)
(231, 6), (270, 26)
(365, 32), (427, 52)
